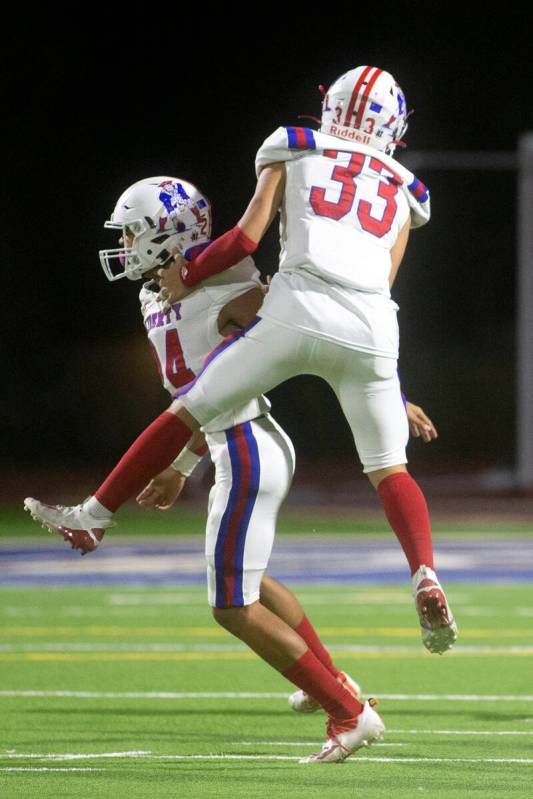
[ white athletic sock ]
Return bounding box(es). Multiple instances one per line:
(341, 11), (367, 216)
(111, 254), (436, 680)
(84, 496), (114, 519)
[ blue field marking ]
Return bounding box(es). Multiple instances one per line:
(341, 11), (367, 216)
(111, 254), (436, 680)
(1, 537), (533, 586)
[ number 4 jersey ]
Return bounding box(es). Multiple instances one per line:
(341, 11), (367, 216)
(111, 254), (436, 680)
(255, 126), (431, 359)
(140, 258), (271, 433)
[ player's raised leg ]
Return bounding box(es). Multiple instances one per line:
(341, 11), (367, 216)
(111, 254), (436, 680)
(24, 406), (199, 553)
(326, 347), (457, 654)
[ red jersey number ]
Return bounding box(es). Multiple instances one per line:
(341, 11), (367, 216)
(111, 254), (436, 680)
(309, 150), (399, 238)
(150, 329), (195, 389)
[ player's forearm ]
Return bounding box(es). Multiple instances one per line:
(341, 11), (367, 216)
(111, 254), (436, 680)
(180, 164), (284, 289)
(180, 225), (258, 288)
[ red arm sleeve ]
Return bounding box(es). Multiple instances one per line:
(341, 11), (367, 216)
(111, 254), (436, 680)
(180, 225), (258, 288)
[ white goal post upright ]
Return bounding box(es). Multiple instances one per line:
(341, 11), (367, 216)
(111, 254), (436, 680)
(517, 134), (533, 490)
(404, 141), (532, 490)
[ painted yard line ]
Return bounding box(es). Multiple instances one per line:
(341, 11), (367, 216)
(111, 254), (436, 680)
(1, 648), (532, 662)
(2, 624), (531, 636)
(3, 751), (151, 761)
(2, 752), (533, 766)
(1, 643), (532, 655)
(389, 729), (533, 736)
(0, 653), (261, 662)
(109, 593), (207, 605)
(0, 690), (290, 699)
(2, 690), (533, 702)
(0, 768), (105, 773)
(135, 754), (533, 764)
(0, 643), (248, 653)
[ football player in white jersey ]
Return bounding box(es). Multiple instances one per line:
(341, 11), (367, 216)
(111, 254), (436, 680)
(24, 175), (372, 736)
(25, 66), (455, 762)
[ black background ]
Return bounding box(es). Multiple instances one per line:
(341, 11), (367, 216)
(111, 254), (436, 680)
(4, 11), (531, 475)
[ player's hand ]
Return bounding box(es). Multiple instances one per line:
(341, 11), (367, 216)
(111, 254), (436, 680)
(136, 468), (187, 510)
(406, 401), (438, 443)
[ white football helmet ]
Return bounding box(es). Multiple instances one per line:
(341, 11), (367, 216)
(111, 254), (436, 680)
(320, 66), (409, 155)
(99, 176), (212, 281)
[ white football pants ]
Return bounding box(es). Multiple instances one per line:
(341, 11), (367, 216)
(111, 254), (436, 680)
(205, 414), (295, 608)
(179, 316), (408, 477)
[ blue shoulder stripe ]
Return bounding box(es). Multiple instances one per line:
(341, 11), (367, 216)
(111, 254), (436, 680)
(285, 126), (316, 151)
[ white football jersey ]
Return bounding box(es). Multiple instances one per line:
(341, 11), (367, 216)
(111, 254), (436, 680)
(253, 126), (431, 358)
(140, 258), (271, 433)
(256, 126), (430, 294)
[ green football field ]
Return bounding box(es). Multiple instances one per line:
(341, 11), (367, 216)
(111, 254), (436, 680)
(1, 582), (532, 799)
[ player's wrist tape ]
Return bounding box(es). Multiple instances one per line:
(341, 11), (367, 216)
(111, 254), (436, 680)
(181, 225), (257, 288)
(170, 447), (206, 477)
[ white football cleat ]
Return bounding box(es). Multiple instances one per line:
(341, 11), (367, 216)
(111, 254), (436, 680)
(412, 565), (458, 654)
(300, 699), (385, 764)
(24, 497), (115, 556)
(288, 671), (361, 714)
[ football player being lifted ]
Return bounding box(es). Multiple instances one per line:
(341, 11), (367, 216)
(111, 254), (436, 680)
(26, 65), (454, 763)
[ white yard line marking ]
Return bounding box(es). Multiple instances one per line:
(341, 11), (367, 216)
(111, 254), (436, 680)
(0, 768), (105, 772)
(109, 593), (207, 606)
(3, 690), (533, 701)
(389, 729), (533, 736)
(2, 752), (533, 766)
(376, 694), (533, 701)
(3, 751), (151, 761)
(3, 758), (531, 768)
(0, 690), (289, 699)
(146, 754), (533, 764)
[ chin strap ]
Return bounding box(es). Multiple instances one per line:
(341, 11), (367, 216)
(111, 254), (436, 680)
(297, 114), (321, 125)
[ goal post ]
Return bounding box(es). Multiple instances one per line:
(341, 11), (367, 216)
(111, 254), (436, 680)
(403, 141), (532, 490)
(517, 133), (533, 490)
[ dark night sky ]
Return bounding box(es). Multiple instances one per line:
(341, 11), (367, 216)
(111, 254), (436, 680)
(4, 13), (532, 472)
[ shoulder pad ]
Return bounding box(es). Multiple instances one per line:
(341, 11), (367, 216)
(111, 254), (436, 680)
(255, 126), (317, 176)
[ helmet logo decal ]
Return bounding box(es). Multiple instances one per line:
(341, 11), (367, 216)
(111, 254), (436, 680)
(397, 90), (405, 116)
(158, 180), (193, 232)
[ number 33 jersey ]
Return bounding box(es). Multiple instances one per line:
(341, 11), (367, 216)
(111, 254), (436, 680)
(139, 258), (271, 433)
(255, 126), (431, 358)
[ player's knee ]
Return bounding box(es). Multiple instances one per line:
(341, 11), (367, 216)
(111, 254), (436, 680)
(212, 605), (250, 635)
(367, 464), (408, 489)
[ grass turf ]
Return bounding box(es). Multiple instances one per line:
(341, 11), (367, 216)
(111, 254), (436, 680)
(1, 583), (532, 798)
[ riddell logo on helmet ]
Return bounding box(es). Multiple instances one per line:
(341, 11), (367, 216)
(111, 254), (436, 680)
(330, 125), (371, 144)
